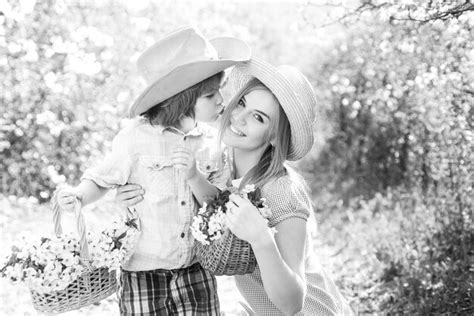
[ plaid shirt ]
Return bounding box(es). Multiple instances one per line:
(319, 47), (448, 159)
(82, 118), (229, 271)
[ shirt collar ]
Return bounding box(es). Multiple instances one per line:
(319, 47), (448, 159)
(156, 122), (205, 137)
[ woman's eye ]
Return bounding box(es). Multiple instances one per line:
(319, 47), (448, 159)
(253, 114), (264, 123)
(205, 93), (215, 98)
(237, 99), (245, 107)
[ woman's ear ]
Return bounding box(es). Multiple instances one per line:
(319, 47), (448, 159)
(269, 136), (277, 147)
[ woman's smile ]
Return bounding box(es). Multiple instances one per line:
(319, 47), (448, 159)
(229, 124), (246, 137)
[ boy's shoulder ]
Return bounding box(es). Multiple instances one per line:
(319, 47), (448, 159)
(196, 122), (219, 138)
(112, 118), (153, 144)
(118, 117), (145, 130)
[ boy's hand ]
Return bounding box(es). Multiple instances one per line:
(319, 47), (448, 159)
(171, 146), (198, 180)
(56, 187), (81, 212)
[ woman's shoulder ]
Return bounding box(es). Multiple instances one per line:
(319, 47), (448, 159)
(261, 171), (308, 198)
(261, 171), (312, 225)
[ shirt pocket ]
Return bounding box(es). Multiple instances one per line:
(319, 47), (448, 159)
(195, 150), (220, 178)
(137, 155), (175, 196)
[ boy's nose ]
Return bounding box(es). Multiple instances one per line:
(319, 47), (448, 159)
(216, 92), (223, 105)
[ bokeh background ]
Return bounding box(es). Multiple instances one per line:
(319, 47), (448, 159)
(1, 0), (473, 315)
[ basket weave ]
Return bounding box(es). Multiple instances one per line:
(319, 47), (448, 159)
(30, 198), (117, 313)
(30, 267), (117, 313)
(195, 228), (257, 276)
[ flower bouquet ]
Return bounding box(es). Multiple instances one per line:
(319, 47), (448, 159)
(190, 184), (271, 275)
(0, 200), (140, 313)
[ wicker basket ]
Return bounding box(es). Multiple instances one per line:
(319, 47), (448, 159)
(195, 228), (257, 276)
(30, 199), (117, 313)
(30, 267), (116, 313)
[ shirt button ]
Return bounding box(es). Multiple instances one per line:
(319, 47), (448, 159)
(180, 201), (186, 206)
(180, 232), (185, 238)
(183, 136), (187, 141)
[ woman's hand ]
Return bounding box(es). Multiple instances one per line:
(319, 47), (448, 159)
(115, 183), (144, 208)
(171, 146), (198, 180)
(225, 193), (273, 248)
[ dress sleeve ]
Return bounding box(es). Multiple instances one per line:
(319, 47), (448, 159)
(81, 126), (134, 188)
(262, 175), (312, 227)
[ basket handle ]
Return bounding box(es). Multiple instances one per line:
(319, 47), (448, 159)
(52, 195), (90, 263)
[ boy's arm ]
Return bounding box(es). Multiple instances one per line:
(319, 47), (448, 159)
(189, 149), (231, 205)
(56, 179), (109, 211)
(75, 179), (110, 205)
(171, 146), (229, 205)
(187, 173), (219, 205)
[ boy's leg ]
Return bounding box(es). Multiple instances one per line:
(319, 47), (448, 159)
(118, 269), (176, 315)
(172, 263), (220, 315)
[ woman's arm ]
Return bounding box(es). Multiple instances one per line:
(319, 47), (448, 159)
(226, 195), (307, 315)
(254, 218), (307, 315)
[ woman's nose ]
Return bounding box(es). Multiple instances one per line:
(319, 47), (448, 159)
(232, 108), (246, 125)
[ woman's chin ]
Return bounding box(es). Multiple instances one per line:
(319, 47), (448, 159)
(222, 131), (234, 147)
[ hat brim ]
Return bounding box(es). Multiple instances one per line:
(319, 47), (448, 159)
(129, 37), (251, 118)
(229, 58), (314, 161)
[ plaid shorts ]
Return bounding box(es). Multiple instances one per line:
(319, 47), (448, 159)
(118, 263), (220, 315)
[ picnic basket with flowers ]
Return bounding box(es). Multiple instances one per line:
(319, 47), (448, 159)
(0, 195), (140, 313)
(190, 184), (272, 275)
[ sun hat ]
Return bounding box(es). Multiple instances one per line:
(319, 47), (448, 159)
(229, 58), (317, 161)
(129, 26), (251, 117)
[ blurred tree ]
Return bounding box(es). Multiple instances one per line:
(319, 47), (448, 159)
(0, 0), (317, 201)
(300, 1), (473, 314)
(303, 0), (473, 200)
(303, 0), (474, 26)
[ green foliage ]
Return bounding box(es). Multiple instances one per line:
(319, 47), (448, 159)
(306, 15), (472, 200)
(301, 3), (473, 314)
(319, 188), (473, 314)
(0, 0), (309, 202)
(1, 0), (472, 313)
(0, 0), (131, 201)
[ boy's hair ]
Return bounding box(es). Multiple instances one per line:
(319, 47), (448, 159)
(218, 78), (291, 189)
(141, 71), (224, 127)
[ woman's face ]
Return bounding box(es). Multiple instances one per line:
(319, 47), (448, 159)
(222, 89), (279, 152)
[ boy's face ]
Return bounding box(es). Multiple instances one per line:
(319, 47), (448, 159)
(194, 87), (224, 123)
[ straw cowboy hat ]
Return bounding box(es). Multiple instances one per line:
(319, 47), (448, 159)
(230, 58), (317, 161)
(129, 26), (251, 117)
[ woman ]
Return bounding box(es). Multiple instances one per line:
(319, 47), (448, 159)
(117, 58), (353, 315)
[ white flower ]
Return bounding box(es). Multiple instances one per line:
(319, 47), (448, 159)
(198, 203), (208, 215)
(16, 249), (30, 260)
(190, 225), (210, 245)
(258, 205), (272, 219)
(1, 215), (140, 293)
(61, 252), (79, 267)
(208, 214), (223, 235)
(210, 231), (222, 241)
(242, 184), (256, 194)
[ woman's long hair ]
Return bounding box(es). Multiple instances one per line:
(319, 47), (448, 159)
(219, 78), (291, 189)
